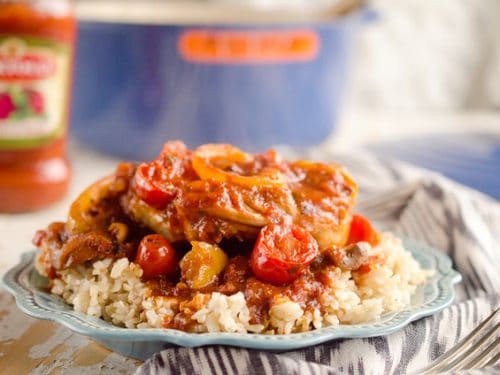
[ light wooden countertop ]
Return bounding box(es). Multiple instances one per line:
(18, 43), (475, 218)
(0, 292), (141, 374)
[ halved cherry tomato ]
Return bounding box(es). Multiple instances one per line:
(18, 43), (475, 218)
(357, 264), (372, 274)
(133, 162), (176, 210)
(135, 234), (177, 280)
(250, 224), (319, 285)
(347, 214), (380, 247)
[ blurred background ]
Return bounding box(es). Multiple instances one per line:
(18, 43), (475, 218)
(347, 0), (500, 110)
(342, 0), (500, 198)
(73, 0), (500, 110)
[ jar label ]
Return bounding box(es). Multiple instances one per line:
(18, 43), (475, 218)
(0, 36), (71, 148)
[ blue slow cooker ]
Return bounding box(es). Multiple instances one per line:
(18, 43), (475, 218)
(71, 1), (370, 160)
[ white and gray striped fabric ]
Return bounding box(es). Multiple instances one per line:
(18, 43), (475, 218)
(136, 152), (500, 375)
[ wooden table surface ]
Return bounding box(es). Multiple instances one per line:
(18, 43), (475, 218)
(0, 291), (141, 374)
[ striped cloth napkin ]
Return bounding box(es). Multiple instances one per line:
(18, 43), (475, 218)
(135, 152), (500, 375)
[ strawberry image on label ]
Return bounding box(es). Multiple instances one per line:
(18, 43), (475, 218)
(0, 93), (15, 119)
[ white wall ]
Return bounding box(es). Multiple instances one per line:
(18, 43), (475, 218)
(346, 0), (500, 110)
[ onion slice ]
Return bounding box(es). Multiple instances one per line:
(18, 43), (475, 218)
(192, 144), (285, 187)
(67, 175), (115, 234)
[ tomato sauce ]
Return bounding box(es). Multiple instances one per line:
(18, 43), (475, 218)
(0, 1), (76, 212)
(147, 255), (329, 329)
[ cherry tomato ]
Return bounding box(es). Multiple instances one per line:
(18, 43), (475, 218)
(357, 264), (372, 274)
(135, 234), (177, 280)
(356, 255), (378, 274)
(347, 214), (380, 247)
(133, 162), (176, 209)
(250, 224), (319, 285)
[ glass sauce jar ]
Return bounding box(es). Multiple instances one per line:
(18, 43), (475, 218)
(0, 0), (75, 212)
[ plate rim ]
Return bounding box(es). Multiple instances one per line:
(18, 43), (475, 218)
(1, 238), (462, 350)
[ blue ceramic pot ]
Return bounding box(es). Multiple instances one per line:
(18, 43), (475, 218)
(71, 7), (370, 160)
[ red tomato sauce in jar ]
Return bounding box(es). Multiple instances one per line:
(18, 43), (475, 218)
(0, 1), (76, 212)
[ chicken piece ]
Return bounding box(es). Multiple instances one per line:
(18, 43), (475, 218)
(122, 142), (357, 249)
(67, 162), (135, 234)
(289, 160), (357, 250)
(33, 163), (141, 277)
(33, 141), (358, 277)
(33, 222), (134, 278)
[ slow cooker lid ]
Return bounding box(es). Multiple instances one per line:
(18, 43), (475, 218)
(75, 0), (362, 25)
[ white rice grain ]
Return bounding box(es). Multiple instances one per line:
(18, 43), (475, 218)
(50, 232), (432, 333)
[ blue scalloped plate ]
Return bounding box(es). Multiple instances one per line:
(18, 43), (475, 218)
(1, 239), (461, 360)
